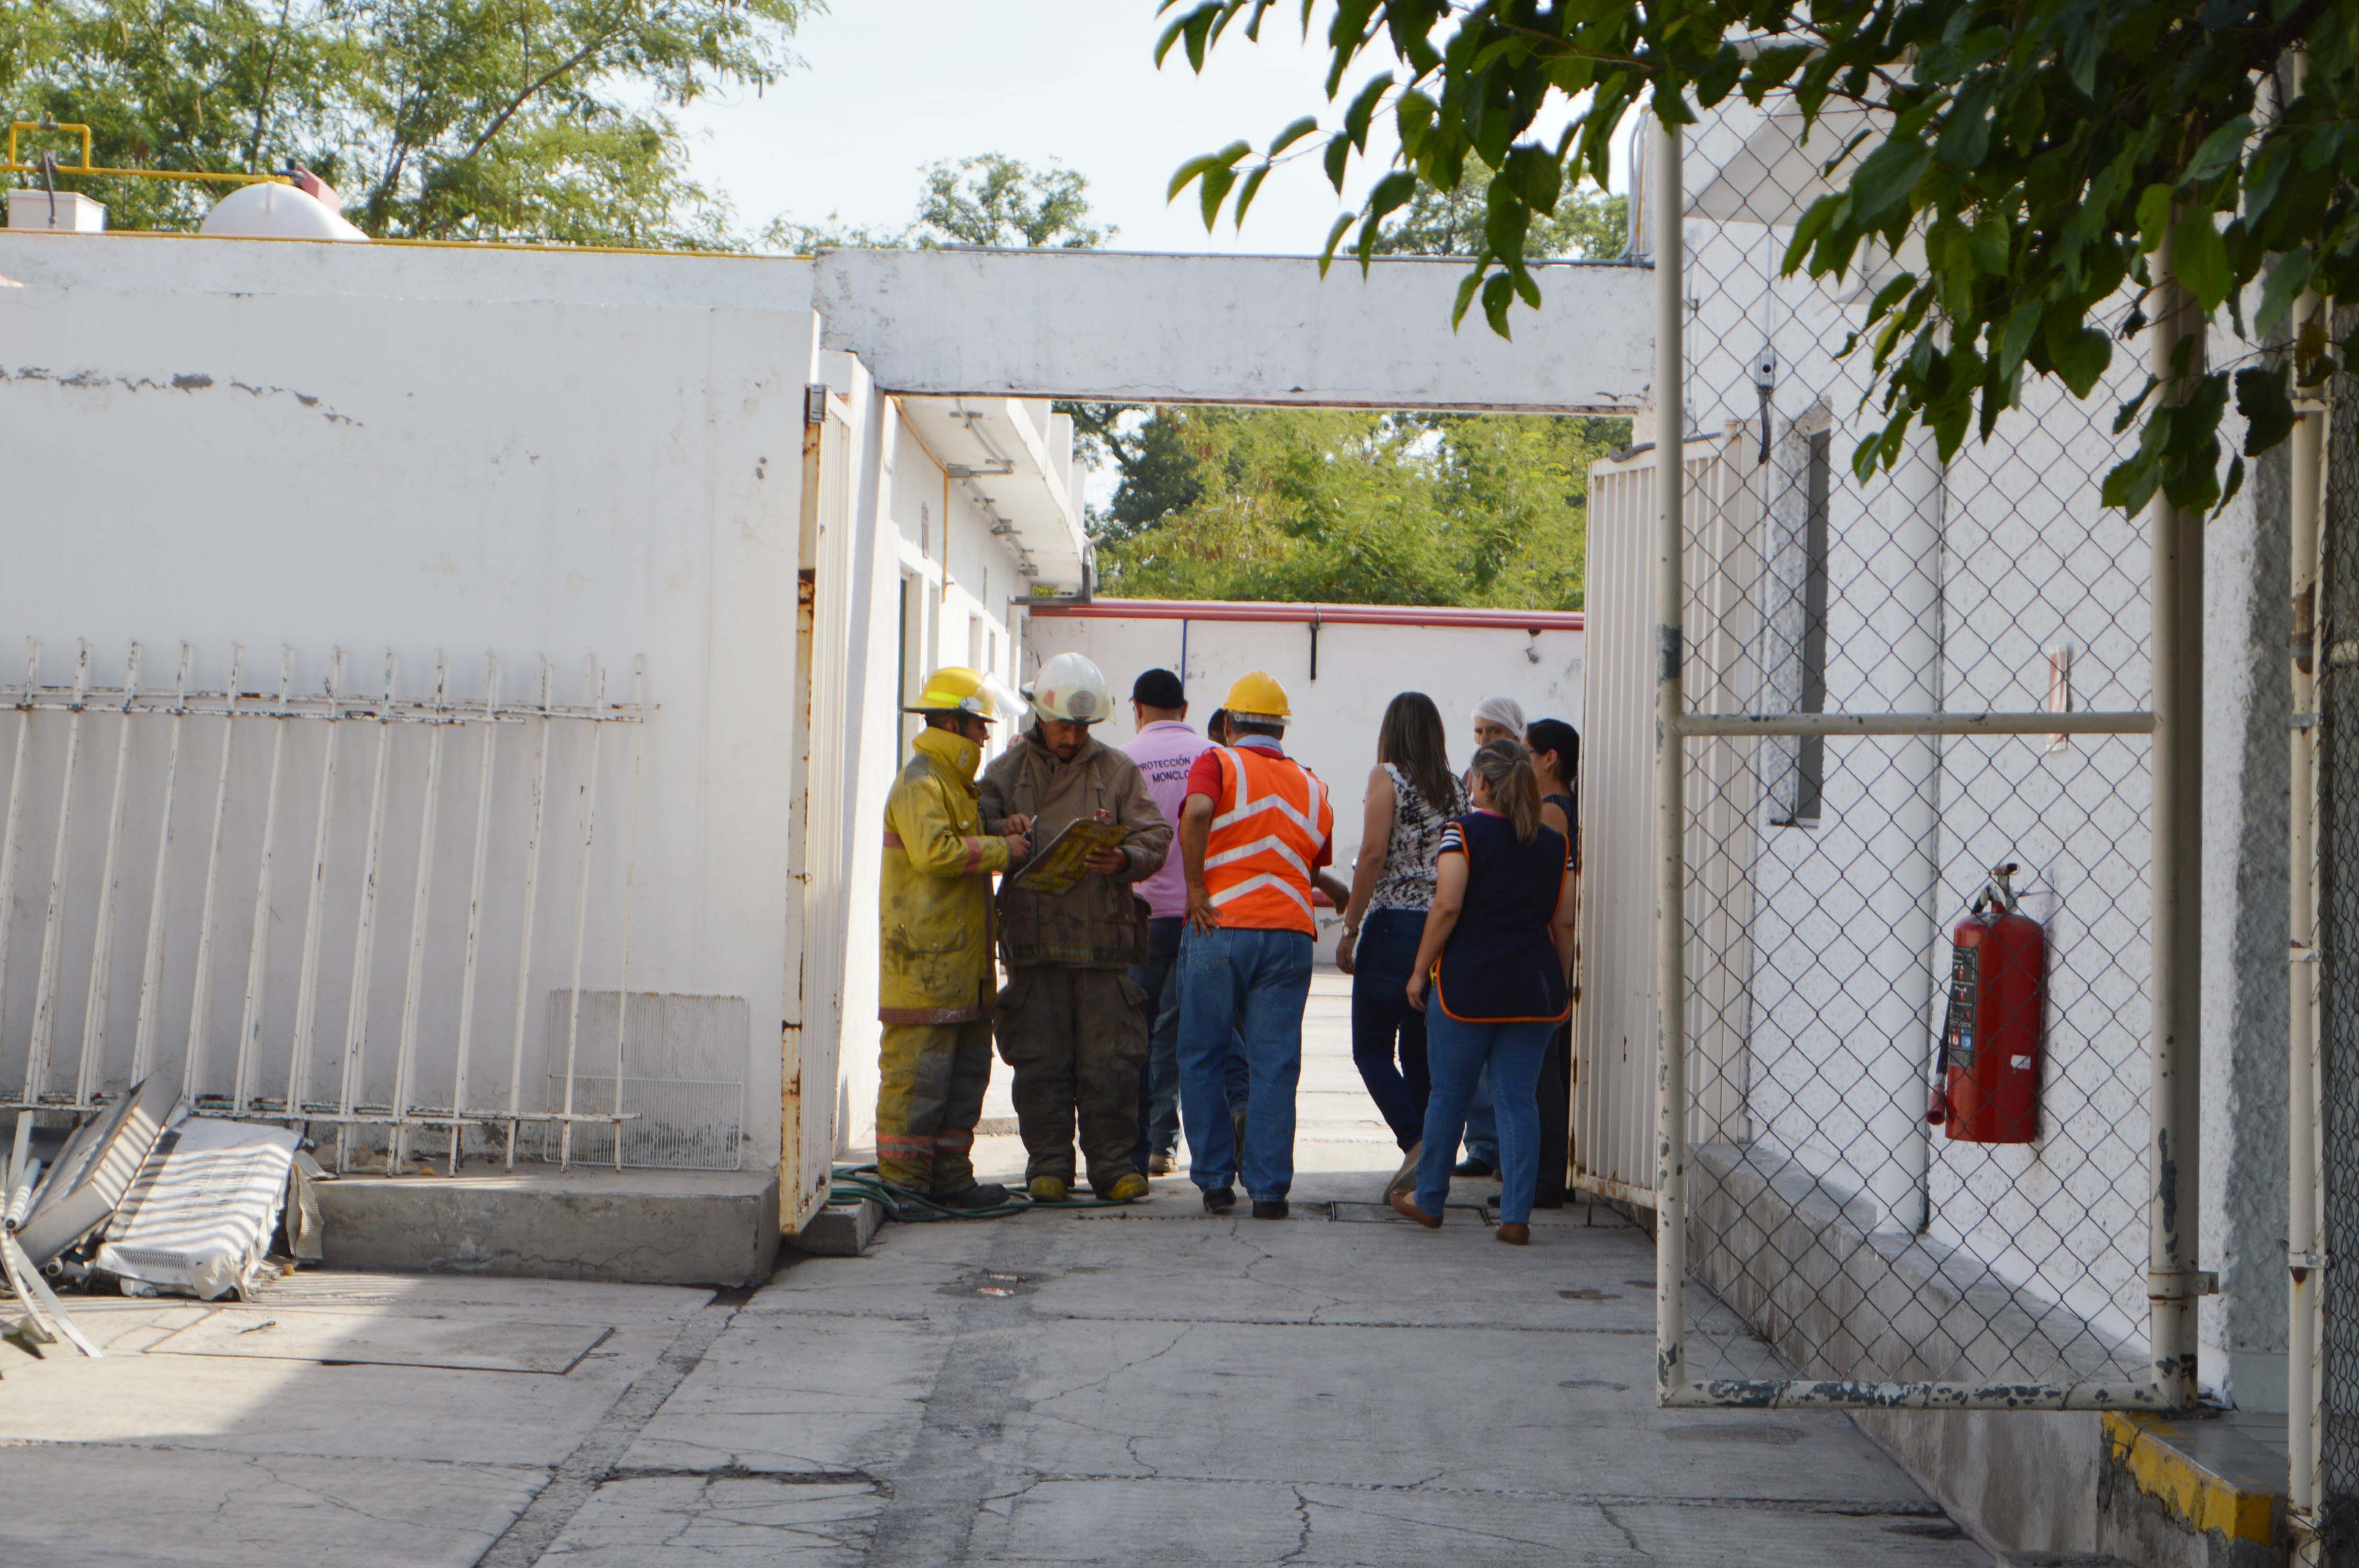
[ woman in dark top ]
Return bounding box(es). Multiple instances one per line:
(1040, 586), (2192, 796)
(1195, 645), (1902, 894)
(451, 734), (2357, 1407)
(1522, 717), (1581, 1209)
(1391, 739), (1579, 1246)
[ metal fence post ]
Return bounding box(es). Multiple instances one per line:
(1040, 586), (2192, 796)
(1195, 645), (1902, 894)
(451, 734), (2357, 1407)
(1652, 109), (1691, 1400)
(2149, 217), (2205, 1408)
(2287, 249), (2329, 1564)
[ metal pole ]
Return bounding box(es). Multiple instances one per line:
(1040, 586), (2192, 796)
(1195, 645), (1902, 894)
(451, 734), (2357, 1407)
(503, 659), (555, 1170)
(612, 658), (645, 1170)
(337, 652), (398, 1172)
(448, 654), (501, 1175)
(0, 640), (41, 1092)
(2148, 215), (2204, 1408)
(25, 643), (93, 1108)
(2287, 186), (2329, 1556)
(557, 656), (605, 1170)
(285, 649), (346, 1119)
(231, 648), (296, 1113)
(183, 644), (248, 1102)
(388, 655), (450, 1172)
(130, 645), (192, 1085)
(1651, 110), (1691, 1402)
(75, 642), (142, 1107)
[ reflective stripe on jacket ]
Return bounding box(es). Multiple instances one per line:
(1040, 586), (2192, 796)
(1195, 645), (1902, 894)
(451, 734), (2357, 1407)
(879, 727), (1009, 1024)
(1203, 745), (1333, 935)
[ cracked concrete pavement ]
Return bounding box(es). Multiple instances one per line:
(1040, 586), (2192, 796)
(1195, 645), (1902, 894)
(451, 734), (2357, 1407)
(0, 975), (1990, 1565)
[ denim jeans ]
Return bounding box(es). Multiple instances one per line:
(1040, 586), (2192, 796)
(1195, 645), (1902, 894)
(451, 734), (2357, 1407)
(1131, 917), (1186, 1171)
(1464, 1069), (1499, 1167)
(1177, 924), (1313, 1202)
(1415, 1011), (1555, 1226)
(1348, 908), (1430, 1149)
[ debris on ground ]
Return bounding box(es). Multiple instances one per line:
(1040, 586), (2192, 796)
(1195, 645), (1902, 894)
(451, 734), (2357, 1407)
(3, 1079), (329, 1356)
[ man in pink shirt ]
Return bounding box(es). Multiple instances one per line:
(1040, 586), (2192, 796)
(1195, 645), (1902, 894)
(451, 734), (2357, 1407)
(1123, 668), (1210, 1174)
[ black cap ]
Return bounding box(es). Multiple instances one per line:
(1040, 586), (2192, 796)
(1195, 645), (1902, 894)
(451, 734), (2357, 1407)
(1131, 668), (1186, 709)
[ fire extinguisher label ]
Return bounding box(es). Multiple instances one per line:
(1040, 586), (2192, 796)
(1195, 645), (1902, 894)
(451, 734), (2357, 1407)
(1942, 942), (1978, 1070)
(2010, 1055), (2033, 1070)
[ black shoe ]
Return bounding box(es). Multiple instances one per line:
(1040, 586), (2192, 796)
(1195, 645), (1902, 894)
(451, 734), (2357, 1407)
(1251, 1199), (1290, 1220)
(1203, 1187), (1236, 1215)
(1453, 1157), (1497, 1179)
(932, 1181), (1011, 1210)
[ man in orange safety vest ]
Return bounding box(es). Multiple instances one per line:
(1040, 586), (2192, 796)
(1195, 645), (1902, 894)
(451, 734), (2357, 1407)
(1174, 671), (1347, 1220)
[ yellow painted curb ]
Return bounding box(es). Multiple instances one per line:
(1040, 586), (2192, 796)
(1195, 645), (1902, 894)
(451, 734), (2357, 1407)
(2103, 1412), (2275, 1544)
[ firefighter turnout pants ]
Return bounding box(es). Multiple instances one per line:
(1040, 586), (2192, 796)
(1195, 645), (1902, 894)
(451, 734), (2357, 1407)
(875, 1017), (994, 1196)
(994, 966), (1150, 1192)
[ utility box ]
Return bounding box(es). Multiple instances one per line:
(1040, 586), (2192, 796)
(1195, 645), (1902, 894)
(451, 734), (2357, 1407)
(7, 190), (106, 232)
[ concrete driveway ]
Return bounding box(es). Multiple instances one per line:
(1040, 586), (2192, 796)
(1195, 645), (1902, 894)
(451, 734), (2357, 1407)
(0, 975), (1987, 1566)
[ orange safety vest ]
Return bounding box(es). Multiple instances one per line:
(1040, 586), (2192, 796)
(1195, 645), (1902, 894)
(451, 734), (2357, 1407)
(1203, 743), (1333, 935)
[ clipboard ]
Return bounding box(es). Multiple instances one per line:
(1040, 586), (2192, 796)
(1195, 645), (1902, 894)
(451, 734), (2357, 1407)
(1011, 817), (1127, 895)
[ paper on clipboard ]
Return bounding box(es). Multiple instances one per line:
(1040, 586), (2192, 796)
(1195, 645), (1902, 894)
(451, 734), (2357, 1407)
(1012, 817), (1127, 895)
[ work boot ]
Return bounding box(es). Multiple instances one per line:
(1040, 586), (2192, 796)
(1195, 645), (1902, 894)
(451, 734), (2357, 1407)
(933, 1182), (1011, 1211)
(1202, 1187), (1236, 1215)
(1495, 1223), (1531, 1247)
(1104, 1173), (1149, 1202)
(1148, 1150), (1174, 1177)
(1251, 1199), (1289, 1221)
(1453, 1156), (1496, 1179)
(1027, 1174), (1069, 1203)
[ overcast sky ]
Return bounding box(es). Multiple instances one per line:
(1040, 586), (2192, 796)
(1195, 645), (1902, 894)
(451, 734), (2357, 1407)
(678, 1), (1400, 253)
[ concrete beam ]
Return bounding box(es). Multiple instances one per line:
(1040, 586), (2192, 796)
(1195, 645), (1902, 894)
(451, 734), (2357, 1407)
(812, 248), (1653, 412)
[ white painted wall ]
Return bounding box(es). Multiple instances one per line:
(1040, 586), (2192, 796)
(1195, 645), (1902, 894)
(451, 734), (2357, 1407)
(0, 233), (819, 1172)
(1024, 607), (1583, 958)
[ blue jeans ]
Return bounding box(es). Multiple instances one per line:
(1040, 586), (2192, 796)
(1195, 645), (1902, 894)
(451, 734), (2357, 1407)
(1416, 1012), (1554, 1226)
(1464, 1069), (1499, 1167)
(1348, 909), (1430, 1149)
(1132, 917), (1187, 1170)
(1178, 925), (1313, 1202)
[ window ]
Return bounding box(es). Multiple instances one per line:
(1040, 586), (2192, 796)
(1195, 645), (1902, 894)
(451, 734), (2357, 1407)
(1768, 428), (1830, 826)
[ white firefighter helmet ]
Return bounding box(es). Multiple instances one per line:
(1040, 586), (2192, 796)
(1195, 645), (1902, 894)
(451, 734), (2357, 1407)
(1027, 652), (1114, 725)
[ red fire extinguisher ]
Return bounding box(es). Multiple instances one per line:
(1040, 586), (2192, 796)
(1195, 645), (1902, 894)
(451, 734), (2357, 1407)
(1927, 863), (2044, 1144)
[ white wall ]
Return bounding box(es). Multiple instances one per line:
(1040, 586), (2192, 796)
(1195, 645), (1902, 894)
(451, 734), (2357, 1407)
(1025, 608), (1583, 955)
(813, 249), (1652, 413)
(0, 233), (818, 1171)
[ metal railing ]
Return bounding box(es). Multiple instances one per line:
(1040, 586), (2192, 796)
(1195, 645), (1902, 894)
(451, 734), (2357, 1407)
(0, 639), (647, 1172)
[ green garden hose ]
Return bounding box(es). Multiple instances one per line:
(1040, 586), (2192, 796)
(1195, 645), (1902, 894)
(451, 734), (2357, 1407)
(826, 1164), (1143, 1223)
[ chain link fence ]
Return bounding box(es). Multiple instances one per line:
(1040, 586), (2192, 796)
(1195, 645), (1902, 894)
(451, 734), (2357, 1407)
(1585, 100), (2175, 1405)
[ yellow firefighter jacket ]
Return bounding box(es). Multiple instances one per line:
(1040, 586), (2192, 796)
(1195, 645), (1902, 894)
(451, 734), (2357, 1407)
(879, 726), (1010, 1024)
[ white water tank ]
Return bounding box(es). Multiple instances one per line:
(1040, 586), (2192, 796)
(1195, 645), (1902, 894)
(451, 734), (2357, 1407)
(200, 181), (369, 242)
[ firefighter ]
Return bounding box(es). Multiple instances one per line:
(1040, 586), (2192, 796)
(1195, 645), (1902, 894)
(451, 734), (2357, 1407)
(877, 666), (1032, 1208)
(981, 652), (1173, 1203)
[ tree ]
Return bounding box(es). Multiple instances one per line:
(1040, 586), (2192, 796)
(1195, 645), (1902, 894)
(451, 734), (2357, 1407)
(0, 0), (808, 245)
(1377, 173), (1627, 260)
(1094, 406), (1615, 608)
(763, 153), (1110, 252)
(1158, 0), (2358, 516)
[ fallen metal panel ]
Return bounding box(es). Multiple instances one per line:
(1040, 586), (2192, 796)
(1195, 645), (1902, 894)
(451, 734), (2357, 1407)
(95, 1118), (297, 1300)
(149, 1307), (614, 1374)
(13, 1075), (178, 1265)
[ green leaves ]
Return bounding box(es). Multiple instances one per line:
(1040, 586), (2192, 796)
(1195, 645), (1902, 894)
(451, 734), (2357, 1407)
(12, 0), (815, 244)
(1160, 0), (2354, 514)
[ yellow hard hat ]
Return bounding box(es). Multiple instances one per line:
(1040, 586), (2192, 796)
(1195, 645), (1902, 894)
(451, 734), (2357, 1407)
(904, 665), (999, 721)
(1222, 671), (1291, 723)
